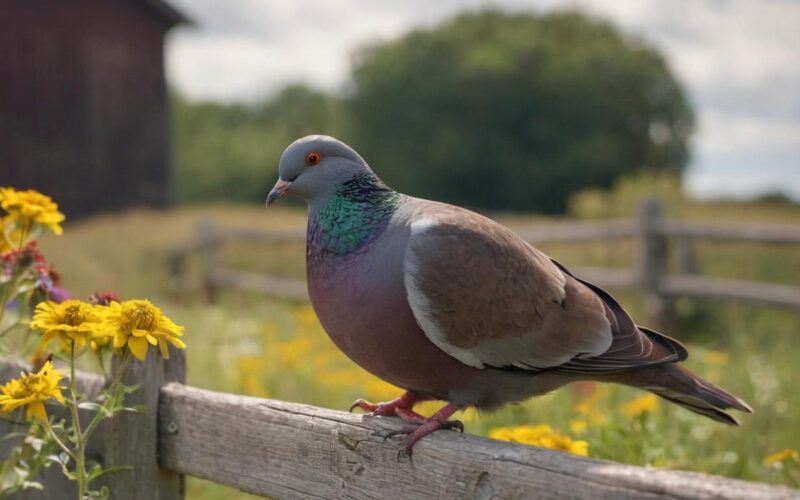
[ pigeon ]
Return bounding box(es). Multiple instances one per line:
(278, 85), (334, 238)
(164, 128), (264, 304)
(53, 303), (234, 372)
(266, 135), (752, 453)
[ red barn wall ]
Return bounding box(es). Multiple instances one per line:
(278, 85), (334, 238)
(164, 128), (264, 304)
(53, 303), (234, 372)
(0, 0), (178, 217)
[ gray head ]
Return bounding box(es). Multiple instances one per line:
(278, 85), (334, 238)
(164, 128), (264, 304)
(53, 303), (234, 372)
(266, 135), (372, 206)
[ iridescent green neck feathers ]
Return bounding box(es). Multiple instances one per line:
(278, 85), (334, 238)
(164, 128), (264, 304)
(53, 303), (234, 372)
(308, 173), (401, 258)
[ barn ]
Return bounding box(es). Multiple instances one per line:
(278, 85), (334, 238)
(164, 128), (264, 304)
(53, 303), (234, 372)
(0, 0), (187, 218)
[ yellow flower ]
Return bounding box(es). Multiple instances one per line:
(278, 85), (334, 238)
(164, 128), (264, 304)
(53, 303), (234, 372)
(621, 393), (659, 417)
(0, 361), (65, 421)
(489, 424), (589, 456)
(105, 299), (185, 361)
(538, 433), (590, 456)
(0, 187), (65, 236)
(763, 448), (799, 466)
(30, 300), (106, 353)
(569, 419), (588, 434)
(0, 215), (11, 252)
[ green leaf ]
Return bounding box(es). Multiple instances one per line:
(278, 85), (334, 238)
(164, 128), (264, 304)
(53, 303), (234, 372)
(122, 384), (141, 394)
(21, 480), (44, 490)
(86, 464), (132, 482)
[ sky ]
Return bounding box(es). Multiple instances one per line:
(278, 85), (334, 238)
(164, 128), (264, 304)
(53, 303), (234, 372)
(165, 0), (800, 201)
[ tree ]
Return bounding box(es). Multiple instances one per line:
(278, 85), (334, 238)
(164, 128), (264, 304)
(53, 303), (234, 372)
(347, 10), (695, 213)
(172, 85), (346, 203)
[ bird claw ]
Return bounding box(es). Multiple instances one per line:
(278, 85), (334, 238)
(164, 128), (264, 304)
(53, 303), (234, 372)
(374, 418), (465, 455)
(349, 398), (396, 416)
(442, 419), (465, 433)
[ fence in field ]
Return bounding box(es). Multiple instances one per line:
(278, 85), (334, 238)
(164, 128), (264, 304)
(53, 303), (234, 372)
(1, 353), (797, 499)
(169, 198), (800, 327)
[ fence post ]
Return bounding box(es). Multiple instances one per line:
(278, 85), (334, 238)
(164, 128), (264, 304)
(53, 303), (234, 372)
(637, 198), (672, 328)
(100, 349), (186, 499)
(196, 218), (219, 304)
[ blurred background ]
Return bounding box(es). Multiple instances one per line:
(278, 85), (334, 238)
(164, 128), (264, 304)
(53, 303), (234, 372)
(1, 0), (799, 497)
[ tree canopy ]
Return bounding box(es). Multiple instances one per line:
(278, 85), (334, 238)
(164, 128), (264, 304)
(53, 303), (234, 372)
(172, 85), (345, 203)
(347, 10), (694, 212)
(173, 9), (695, 213)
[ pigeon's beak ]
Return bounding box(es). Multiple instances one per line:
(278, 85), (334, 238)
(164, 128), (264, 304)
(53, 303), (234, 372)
(266, 179), (292, 207)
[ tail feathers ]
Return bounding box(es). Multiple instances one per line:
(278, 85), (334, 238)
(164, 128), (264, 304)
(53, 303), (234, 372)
(618, 363), (752, 425)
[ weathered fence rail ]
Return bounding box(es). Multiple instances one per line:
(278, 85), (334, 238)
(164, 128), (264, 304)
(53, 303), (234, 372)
(1, 357), (797, 499)
(170, 200), (800, 321)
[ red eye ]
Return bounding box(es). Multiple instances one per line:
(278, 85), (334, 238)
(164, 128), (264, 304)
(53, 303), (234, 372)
(305, 152), (322, 166)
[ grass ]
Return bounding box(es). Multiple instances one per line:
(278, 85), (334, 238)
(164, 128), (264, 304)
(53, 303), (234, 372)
(33, 200), (800, 497)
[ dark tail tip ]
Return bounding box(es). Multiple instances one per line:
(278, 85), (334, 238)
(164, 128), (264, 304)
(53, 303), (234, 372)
(628, 363), (752, 424)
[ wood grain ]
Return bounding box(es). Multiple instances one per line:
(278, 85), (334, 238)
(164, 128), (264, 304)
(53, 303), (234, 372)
(157, 383), (799, 500)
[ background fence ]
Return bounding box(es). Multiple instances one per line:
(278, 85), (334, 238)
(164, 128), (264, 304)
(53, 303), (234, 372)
(170, 199), (800, 327)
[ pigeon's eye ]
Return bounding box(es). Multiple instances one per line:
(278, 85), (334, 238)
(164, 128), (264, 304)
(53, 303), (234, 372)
(305, 152), (322, 166)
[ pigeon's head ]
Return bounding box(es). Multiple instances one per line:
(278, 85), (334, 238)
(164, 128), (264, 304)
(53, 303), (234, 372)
(266, 135), (371, 206)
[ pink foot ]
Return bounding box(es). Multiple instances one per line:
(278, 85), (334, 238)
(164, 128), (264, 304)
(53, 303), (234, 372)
(349, 391), (427, 422)
(380, 402), (463, 455)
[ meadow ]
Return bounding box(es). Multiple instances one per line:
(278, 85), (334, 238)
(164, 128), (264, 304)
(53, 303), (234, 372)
(35, 196), (800, 498)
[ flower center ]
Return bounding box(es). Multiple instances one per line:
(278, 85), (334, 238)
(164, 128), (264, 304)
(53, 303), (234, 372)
(11, 375), (44, 398)
(131, 305), (156, 331)
(63, 305), (85, 326)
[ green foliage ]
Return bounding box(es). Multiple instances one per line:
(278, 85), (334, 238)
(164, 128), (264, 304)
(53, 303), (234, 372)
(347, 10), (694, 213)
(172, 84), (347, 203)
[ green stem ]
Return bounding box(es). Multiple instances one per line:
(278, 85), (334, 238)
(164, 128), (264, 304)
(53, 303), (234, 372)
(68, 342), (87, 499)
(41, 418), (76, 462)
(81, 352), (131, 444)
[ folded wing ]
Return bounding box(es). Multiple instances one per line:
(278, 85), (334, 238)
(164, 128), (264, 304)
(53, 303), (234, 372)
(402, 207), (685, 373)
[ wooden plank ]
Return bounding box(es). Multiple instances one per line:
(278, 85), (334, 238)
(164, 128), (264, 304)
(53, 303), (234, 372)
(660, 221), (800, 245)
(516, 219), (637, 243)
(662, 274), (800, 310)
(157, 383), (797, 500)
(99, 350), (185, 499)
(213, 227), (306, 244)
(210, 268), (309, 301)
(567, 266), (637, 290)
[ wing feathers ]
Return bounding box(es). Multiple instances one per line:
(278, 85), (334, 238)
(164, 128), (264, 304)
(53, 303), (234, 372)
(404, 209), (612, 371)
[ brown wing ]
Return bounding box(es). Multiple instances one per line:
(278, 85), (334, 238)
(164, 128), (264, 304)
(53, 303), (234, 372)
(550, 260), (687, 374)
(402, 207), (613, 370)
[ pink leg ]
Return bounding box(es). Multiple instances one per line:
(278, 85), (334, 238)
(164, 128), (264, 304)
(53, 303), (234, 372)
(379, 402), (464, 455)
(403, 403), (462, 453)
(349, 391), (421, 417)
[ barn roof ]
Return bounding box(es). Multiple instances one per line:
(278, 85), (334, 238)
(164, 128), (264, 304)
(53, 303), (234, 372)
(142, 0), (191, 26)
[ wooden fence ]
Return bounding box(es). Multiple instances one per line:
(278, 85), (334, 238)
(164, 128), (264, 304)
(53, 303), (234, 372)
(1, 355), (798, 499)
(171, 199), (800, 327)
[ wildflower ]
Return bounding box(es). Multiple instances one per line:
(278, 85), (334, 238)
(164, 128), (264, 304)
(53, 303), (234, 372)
(30, 300), (106, 353)
(763, 448), (799, 467)
(0, 361), (65, 421)
(621, 393), (659, 418)
(489, 424), (589, 456)
(105, 299), (185, 361)
(569, 419), (588, 434)
(0, 215), (11, 252)
(0, 187), (65, 237)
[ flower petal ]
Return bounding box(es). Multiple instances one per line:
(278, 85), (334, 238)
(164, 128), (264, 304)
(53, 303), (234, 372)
(27, 401), (48, 422)
(128, 336), (149, 361)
